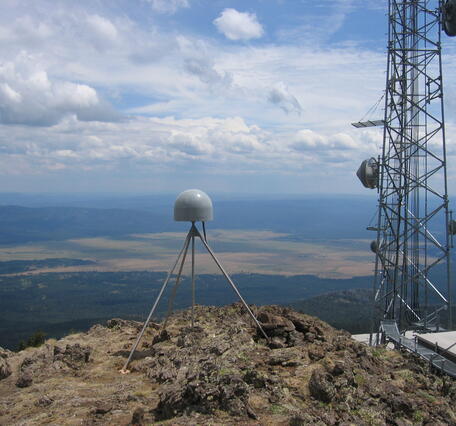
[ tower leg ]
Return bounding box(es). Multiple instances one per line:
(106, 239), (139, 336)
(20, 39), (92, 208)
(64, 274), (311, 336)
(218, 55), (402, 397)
(191, 227), (196, 328)
(120, 230), (192, 373)
(194, 227), (269, 341)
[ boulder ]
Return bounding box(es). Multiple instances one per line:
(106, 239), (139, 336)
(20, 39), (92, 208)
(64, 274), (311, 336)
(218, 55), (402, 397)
(257, 311), (295, 337)
(268, 347), (303, 367)
(131, 407), (145, 425)
(16, 371), (33, 388)
(92, 402), (113, 415)
(309, 368), (335, 403)
(0, 351), (11, 380)
(53, 344), (91, 369)
(152, 329), (170, 345)
(35, 395), (54, 407)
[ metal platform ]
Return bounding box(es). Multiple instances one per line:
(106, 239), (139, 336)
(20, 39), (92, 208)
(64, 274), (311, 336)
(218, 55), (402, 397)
(380, 320), (456, 379)
(351, 119), (384, 128)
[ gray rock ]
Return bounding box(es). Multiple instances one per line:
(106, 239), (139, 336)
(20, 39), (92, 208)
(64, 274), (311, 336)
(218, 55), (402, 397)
(106, 318), (146, 330)
(0, 355), (11, 380)
(304, 332), (316, 343)
(268, 348), (302, 367)
(16, 371), (33, 388)
(152, 329), (170, 345)
(35, 395), (54, 407)
(154, 371), (250, 420)
(269, 337), (286, 349)
(243, 370), (267, 388)
(258, 312), (296, 337)
(309, 368), (335, 403)
(131, 407), (145, 425)
(53, 343), (91, 368)
(93, 402), (112, 415)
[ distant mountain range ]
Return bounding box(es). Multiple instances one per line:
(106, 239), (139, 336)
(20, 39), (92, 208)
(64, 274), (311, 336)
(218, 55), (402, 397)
(0, 195), (379, 244)
(0, 205), (169, 244)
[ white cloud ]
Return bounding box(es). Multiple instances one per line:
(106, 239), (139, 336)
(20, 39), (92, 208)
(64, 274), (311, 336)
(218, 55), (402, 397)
(0, 15), (53, 45)
(86, 15), (118, 49)
(268, 82), (302, 114)
(178, 37), (233, 88)
(214, 9), (264, 41)
(0, 83), (22, 103)
(0, 58), (120, 126)
(1, 112), (452, 193)
(146, 0), (189, 14)
(0, 115), (374, 177)
(291, 129), (375, 153)
(184, 57), (232, 87)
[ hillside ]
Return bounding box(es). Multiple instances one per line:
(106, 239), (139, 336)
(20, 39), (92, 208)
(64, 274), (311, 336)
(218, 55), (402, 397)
(1, 304), (455, 425)
(0, 271), (371, 350)
(291, 289), (373, 334)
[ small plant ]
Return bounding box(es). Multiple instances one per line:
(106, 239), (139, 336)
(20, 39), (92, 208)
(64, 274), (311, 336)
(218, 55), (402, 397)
(417, 390), (436, 404)
(396, 369), (414, 381)
(371, 347), (387, 358)
(17, 330), (47, 351)
(219, 368), (234, 376)
(356, 408), (381, 425)
(270, 404), (287, 415)
(413, 410), (424, 422)
(237, 351), (249, 361)
(354, 372), (366, 386)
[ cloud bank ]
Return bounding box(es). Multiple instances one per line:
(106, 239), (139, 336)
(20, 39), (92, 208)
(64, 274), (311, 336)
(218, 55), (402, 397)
(0, 0), (453, 194)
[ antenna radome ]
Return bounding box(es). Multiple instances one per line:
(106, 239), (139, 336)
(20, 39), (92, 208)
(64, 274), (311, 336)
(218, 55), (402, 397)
(174, 189), (213, 222)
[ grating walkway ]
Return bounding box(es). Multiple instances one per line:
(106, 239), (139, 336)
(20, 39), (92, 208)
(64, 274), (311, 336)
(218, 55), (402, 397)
(380, 320), (456, 379)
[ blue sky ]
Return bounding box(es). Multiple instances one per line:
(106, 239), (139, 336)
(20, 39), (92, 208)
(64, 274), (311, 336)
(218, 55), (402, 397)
(0, 0), (455, 195)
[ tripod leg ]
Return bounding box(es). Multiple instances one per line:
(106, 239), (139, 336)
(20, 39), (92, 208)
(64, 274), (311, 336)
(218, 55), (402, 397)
(121, 231), (192, 373)
(163, 234), (191, 329)
(195, 229), (269, 341)
(191, 233), (196, 328)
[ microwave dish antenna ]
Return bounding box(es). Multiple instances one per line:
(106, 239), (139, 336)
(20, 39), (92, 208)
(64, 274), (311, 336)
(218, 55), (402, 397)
(443, 0), (456, 36)
(120, 190), (268, 373)
(356, 157), (379, 189)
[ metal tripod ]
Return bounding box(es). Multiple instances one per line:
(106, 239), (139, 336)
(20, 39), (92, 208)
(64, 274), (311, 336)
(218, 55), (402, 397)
(120, 222), (268, 372)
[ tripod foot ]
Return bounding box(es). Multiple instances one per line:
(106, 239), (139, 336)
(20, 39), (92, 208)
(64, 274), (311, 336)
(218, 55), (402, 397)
(119, 369), (131, 375)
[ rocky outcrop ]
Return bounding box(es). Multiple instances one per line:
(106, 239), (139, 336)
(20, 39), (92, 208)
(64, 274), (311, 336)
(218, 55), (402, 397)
(11, 342), (92, 389)
(53, 343), (91, 368)
(0, 349), (11, 380)
(1, 304), (456, 425)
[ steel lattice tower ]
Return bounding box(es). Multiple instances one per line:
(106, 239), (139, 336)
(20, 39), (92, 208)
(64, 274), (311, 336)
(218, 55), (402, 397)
(356, 0), (456, 339)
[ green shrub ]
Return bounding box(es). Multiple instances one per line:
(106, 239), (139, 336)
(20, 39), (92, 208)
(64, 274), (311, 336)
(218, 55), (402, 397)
(17, 330), (47, 351)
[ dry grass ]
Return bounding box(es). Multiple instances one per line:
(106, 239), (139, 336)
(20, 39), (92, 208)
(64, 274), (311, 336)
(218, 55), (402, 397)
(1, 230), (376, 278)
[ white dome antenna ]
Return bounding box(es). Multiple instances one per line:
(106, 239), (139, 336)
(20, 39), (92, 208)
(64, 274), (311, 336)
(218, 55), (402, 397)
(174, 189), (213, 222)
(120, 189), (268, 373)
